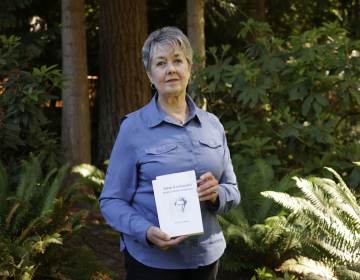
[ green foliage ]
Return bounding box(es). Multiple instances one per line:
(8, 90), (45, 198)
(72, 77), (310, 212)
(194, 21), (360, 187)
(0, 35), (63, 169)
(262, 168), (360, 280)
(72, 163), (105, 196)
(219, 208), (301, 273)
(0, 156), (107, 279)
(193, 20), (360, 277)
(266, 0), (360, 39)
(251, 267), (297, 280)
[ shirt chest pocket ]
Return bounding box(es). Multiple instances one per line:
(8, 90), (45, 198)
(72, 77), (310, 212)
(140, 143), (183, 180)
(198, 138), (222, 149)
(196, 138), (224, 178)
(144, 143), (177, 155)
(141, 143), (179, 166)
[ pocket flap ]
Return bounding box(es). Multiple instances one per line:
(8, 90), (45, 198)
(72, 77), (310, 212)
(199, 138), (222, 148)
(145, 143), (177, 155)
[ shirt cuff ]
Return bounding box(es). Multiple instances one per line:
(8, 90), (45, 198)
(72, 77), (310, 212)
(206, 186), (225, 213)
(133, 219), (154, 247)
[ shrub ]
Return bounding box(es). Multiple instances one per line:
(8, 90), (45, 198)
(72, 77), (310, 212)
(0, 35), (63, 170)
(193, 20), (360, 187)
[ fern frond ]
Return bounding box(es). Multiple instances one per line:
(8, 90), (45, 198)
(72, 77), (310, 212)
(261, 191), (308, 212)
(294, 177), (328, 213)
(221, 206), (249, 227)
(72, 163), (105, 187)
(26, 233), (63, 255)
(312, 176), (360, 227)
(16, 215), (48, 244)
(16, 156), (42, 202)
(263, 188), (356, 245)
(324, 167), (360, 215)
(40, 163), (69, 217)
(311, 238), (359, 264)
(279, 256), (337, 280)
(219, 211), (255, 248)
(335, 266), (360, 280)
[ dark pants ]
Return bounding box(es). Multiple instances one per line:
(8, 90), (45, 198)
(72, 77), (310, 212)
(124, 250), (219, 280)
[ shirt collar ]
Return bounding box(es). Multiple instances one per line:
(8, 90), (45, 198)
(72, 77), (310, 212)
(144, 93), (204, 128)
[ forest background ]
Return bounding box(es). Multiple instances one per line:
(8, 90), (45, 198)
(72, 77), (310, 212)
(0, 0), (359, 279)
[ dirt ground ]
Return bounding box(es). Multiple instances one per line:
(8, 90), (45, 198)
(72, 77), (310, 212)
(81, 218), (126, 279)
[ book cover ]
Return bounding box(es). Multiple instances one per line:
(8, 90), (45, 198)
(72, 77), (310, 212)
(152, 170), (204, 238)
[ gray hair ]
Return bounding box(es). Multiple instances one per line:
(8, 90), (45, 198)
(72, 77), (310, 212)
(142, 26), (193, 73)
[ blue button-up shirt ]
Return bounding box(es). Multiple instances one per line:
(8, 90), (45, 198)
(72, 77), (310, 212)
(99, 94), (240, 269)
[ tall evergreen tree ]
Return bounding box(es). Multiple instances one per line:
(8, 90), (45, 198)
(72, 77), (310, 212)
(61, 0), (91, 166)
(98, 0), (150, 165)
(187, 0), (206, 68)
(249, 0), (267, 21)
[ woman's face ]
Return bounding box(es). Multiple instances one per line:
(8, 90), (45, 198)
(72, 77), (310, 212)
(147, 44), (191, 98)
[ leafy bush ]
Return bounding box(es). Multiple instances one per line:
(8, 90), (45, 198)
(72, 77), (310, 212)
(192, 20), (360, 276)
(0, 35), (63, 170)
(193, 20), (360, 187)
(0, 156), (109, 279)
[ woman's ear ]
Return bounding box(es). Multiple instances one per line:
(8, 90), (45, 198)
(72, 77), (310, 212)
(188, 62), (193, 73)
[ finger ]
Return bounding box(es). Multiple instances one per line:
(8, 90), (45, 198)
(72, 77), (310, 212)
(172, 235), (188, 244)
(159, 235), (188, 249)
(197, 179), (218, 193)
(199, 172), (214, 181)
(198, 178), (218, 192)
(199, 192), (218, 202)
(198, 185), (218, 197)
(153, 228), (171, 241)
(199, 187), (218, 197)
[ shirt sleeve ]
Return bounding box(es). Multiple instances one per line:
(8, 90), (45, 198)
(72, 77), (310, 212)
(99, 118), (153, 247)
(207, 120), (241, 214)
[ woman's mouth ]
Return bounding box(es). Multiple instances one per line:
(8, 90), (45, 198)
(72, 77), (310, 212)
(166, 79), (179, 83)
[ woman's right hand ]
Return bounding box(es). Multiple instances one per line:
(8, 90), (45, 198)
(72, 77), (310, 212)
(146, 226), (188, 250)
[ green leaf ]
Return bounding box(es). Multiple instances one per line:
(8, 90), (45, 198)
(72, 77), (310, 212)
(302, 95), (313, 116)
(280, 125), (300, 138)
(289, 84), (307, 101)
(315, 94), (329, 106)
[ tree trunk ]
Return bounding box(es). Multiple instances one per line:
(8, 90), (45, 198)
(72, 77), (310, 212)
(98, 0), (149, 165)
(187, 0), (205, 68)
(249, 0), (267, 21)
(61, 0), (91, 166)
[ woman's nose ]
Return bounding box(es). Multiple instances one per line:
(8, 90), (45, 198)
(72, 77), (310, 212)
(166, 63), (176, 73)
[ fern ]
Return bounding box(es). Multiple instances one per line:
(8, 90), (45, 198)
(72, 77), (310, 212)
(262, 168), (360, 279)
(279, 257), (337, 280)
(219, 165), (301, 274)
(0, 156), (105, 279)
(16, 156), (42, 202)
(40, 163), (69, 216)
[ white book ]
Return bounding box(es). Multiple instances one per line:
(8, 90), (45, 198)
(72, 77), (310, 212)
(152, 170), (204, 238)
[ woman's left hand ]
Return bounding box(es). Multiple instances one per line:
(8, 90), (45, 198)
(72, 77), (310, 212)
(197, 172), (219, 204)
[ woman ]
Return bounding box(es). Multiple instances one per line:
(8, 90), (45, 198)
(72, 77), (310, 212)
(99, 26), (240, 280)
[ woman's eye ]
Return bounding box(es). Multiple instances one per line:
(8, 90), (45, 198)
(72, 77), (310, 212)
(174, 59), (182, 63)
(156, 61), (165, 66)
